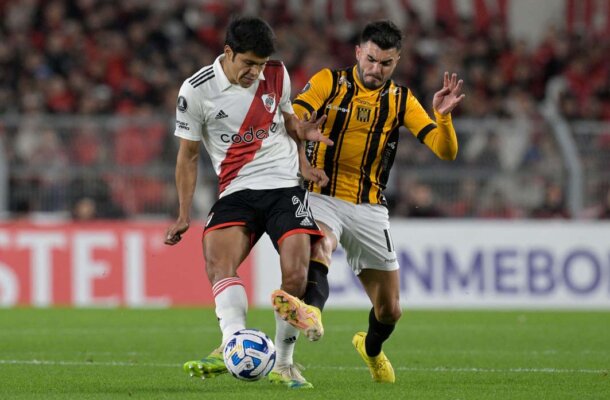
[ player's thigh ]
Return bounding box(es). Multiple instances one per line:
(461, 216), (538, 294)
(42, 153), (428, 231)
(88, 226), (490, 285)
(258, 187), (323, 293)
(202, 192), (263, 283)
(342, 204), (398, 275)
(203, 225), (251, 283)
(204, 190), (265, 244)
(277, 233), (311, 295)
(308, 193), (341, 264)
(308, 192), (342, 248)
(278, 233), (310, 271)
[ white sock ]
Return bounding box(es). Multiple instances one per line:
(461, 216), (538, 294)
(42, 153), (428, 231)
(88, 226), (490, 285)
(213, 277), (247, 345)
(274, 311), (299, 367)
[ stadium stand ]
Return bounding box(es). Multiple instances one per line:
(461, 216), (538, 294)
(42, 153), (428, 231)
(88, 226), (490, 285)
(0, 0), (608, 219)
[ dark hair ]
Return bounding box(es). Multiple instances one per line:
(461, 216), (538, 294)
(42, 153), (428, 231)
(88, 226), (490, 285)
(225, 16), (275, 58)
(360, 20), (402, 50)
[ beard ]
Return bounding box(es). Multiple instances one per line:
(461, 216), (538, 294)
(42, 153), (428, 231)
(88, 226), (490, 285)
(357, 64), (385, 90)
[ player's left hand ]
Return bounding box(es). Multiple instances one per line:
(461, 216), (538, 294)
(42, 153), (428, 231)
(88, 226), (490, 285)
(164, 219), (189, 245)
(300, 163), (330, 187)
(296, 111), (333, 146)
(433, 72), (465, 115)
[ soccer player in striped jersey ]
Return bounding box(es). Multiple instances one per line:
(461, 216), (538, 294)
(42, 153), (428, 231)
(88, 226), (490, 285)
(164, 17), (333, 389)
(292, 20), (465, 383)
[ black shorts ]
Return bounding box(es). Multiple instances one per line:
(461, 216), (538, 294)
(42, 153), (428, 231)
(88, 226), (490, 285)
(203, 186), (324, 250)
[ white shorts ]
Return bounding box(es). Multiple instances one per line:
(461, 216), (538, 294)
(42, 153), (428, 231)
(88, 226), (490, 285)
(309, 192), (398, 275)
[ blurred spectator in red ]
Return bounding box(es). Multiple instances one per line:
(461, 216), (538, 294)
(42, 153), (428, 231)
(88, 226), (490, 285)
(70, 122), (107, 166)
(1, 0), (608, 219)
(110, 105), (167, 214)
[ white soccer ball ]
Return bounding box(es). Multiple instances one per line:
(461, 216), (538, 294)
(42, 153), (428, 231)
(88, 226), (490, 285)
(223, 328), (276, 381)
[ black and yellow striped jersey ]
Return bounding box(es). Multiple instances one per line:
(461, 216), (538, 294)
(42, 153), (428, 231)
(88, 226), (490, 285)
(293, 65), (458, 205)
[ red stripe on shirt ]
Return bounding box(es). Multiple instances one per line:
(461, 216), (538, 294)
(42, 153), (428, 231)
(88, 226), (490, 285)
(217, 64), (285, 194)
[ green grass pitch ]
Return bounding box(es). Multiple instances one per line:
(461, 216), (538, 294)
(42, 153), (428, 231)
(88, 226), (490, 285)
(0, 309), (608, 399)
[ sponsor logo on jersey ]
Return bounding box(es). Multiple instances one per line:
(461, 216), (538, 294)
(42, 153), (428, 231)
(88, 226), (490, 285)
(220, 126), (269, 144)
(177, 96), (188, 112)
(300, 82), (311, 94)
(215, 110), (228, 119)
(338, 76), (352, 88)
(356, 106), (371, 122)
(381, 87), (399, 97)
(261, 93), (277, 113)
(326, 104), (349, 113)
(176, 120), (190, 131)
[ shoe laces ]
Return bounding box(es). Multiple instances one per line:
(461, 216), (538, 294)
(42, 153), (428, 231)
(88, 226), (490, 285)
(305, 305), (321, 319)
(372, 358), (391, 375)
(276, 363), (307, 383)
(208, 346), (223, 357)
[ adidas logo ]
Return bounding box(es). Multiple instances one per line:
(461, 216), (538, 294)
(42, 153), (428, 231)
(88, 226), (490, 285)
(283, 336), (297, 344)
(300, 217), (313, 226)
(215, 110), (228, 119)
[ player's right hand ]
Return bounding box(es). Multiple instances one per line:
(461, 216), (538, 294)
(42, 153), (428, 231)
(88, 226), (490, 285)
(164, 219), (190, 245)
(298, 111), (333, 146)
(433, 71), (465, 115)
(301, 164), (330, 187)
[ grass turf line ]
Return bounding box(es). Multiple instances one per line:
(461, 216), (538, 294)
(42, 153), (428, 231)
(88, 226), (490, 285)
(0, 309), (608, 400)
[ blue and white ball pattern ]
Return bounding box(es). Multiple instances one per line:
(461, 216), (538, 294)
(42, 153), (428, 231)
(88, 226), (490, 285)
(223, 329), (276, 381)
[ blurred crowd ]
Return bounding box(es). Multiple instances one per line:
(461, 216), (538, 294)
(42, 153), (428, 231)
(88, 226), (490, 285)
(1, 0), (609, 220)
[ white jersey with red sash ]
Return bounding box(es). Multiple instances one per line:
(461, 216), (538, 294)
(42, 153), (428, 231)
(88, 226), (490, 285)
(174, 55), (299, 198)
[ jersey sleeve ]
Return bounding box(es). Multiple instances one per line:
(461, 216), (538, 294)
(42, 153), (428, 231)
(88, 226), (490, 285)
(292, 68), (333, 119)
(403, 89), (437, 140)
(279, 64), (294, 114)
(174, 81), (204, 141)
(403, 89), (458, 160)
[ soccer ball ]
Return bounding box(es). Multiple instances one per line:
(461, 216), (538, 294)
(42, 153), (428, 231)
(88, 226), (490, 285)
(223, 328), (276, 381)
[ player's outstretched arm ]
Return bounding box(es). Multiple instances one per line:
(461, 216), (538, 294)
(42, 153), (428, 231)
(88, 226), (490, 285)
(433, 72), (465, 115)
(165, 138), (200, 245)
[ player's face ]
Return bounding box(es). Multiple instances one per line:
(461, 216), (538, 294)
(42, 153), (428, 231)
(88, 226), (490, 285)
(355, 41), (400, 90)
(223, 46), (268, 88)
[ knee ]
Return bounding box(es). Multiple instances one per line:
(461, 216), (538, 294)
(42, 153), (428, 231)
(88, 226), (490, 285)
(376, 302), (402, 325)
(204, 253), (234, 285)
(204, 259), (223, 284)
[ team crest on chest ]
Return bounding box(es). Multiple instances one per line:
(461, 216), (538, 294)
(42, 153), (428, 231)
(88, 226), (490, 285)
(261, 93), (277, 113)
(356, 106), (372, 122)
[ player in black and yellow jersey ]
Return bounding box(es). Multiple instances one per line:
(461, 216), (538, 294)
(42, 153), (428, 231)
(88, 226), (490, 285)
(293, 20), (465, 383)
